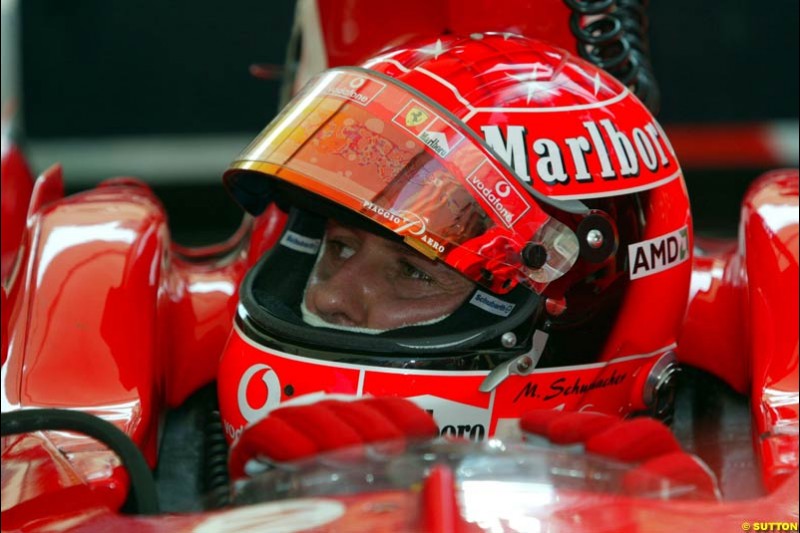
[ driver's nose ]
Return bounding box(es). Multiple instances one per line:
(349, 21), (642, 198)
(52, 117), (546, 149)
(306, 253), (373, 328)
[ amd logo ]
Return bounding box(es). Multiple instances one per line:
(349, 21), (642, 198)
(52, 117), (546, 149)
(628, 226), (690, 280)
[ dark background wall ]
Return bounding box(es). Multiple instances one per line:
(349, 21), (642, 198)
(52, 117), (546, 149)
(650, 0), (798, 123)
(14, 0), (800, 242)
(19, 1), (295, 138)
(20, 1), (798, 134)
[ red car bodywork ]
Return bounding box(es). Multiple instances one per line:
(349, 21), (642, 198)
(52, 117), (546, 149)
(2, 0), (798, 528)
(1, 154), (797, 530)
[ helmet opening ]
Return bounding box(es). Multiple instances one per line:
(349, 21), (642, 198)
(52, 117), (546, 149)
(236, 185), (544, 370)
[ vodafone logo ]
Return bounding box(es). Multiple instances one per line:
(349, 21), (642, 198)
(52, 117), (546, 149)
(324, 72), (385, 106)
(465, 161), (531, 227)
(237, 364), (282, 423)
(494, 181), (511, 198)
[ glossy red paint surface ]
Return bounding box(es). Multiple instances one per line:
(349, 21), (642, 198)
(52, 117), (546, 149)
(166, 203), (287, 408)
(2, 166), (797, 529)
(2, 451), (796, 533)
(1, 170), (798, 529)
(1, 172), (288, 514)
(0, 138), (34, 282)
(1, 432), (127, 532)
(3, 175), (168, 480)
(679, 169), (799, 491)
(678, 242), (749, 393)
(311, 0), (576, 71)
(165, 221), (251, 408)
(740, 170), (799, 492)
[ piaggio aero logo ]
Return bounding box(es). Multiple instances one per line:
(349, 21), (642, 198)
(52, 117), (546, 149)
(362, 200), (429, 237)
(361, 200), (446, 253)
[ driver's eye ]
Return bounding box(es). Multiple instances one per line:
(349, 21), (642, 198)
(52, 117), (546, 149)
(328, 240), (356, 260)
(399, 260), (434, 283)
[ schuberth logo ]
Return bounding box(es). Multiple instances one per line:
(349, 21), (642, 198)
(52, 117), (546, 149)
(480, 118), (675, 187)
(470, 291), (515, 317)
(280, 231), (321, 254)
(628, 226), (689, 280)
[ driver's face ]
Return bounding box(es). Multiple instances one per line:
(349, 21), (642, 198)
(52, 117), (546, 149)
(303, 220), (475, 330)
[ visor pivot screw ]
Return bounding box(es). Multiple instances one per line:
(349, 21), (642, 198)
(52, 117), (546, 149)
(501, 332), (517, 348)
(545, 297), (567, 317)
(577, 213), (617, 263)
(522, 243), (548, 269)
(586, 229), (604, 249)
(516, 356), (533, 372)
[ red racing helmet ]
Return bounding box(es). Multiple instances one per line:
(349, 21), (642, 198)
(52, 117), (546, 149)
(218, 34), (692, 443)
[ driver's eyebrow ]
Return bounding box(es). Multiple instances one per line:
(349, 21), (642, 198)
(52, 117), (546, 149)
(329, 220), (436, 264)
(384, 238), (436, 263)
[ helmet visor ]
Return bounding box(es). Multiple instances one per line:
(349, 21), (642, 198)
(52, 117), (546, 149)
(226, 68), (579, 294)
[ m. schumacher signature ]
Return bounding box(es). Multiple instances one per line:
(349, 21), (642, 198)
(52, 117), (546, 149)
(513, 369), (627, 403)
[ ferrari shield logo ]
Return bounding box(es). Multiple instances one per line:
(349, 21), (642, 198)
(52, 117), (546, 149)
(405, 107), (429, 127)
